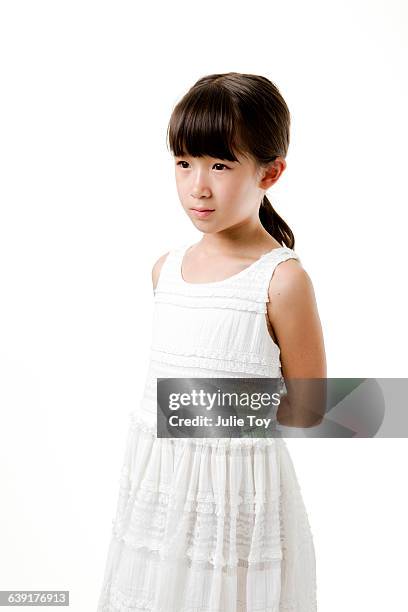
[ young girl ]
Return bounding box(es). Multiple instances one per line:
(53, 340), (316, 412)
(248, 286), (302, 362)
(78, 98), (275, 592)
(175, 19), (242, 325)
(97, 72), (326, 611)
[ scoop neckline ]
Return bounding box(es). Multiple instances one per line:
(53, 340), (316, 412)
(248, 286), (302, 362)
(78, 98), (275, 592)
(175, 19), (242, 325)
(179, 243), (288, 286)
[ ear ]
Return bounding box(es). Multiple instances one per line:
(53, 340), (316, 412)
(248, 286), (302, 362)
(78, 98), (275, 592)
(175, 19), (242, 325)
(258, 157), (287, 190)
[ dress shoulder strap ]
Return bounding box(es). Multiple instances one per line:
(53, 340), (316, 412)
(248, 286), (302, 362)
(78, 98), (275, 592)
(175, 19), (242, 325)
(153, 246), (183, 294)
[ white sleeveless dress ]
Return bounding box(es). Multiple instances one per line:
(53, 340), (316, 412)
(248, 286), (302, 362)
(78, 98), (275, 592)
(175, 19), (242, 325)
(97, 243), (317, 612)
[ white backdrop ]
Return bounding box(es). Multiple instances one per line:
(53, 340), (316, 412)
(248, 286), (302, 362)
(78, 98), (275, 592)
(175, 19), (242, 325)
(0, 1), (407, 610)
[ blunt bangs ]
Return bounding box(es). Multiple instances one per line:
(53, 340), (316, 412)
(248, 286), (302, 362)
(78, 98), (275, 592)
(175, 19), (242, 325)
(167, 85), (246, 163)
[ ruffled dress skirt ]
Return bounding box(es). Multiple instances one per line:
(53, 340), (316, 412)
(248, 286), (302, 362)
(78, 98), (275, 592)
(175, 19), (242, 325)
(96, 412), (317, 612)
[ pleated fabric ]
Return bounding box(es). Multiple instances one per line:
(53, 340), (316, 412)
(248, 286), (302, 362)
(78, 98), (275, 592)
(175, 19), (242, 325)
(97, 244), (318, 611)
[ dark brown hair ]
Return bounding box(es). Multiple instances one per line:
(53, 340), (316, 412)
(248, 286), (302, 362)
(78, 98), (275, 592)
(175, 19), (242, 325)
(166, 72), (294, 248)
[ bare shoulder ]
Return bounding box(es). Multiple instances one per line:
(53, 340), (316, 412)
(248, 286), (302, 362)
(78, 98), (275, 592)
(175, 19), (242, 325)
(268, 256), (312, 303)
(151, 250), (171, 291)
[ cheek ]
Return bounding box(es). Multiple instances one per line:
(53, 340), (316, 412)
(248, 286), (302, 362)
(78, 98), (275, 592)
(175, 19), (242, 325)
(175, 176), (188, 197)
(221, 181), (253, 211)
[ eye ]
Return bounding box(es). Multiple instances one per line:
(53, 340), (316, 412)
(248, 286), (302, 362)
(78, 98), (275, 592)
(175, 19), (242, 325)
(176, 160), (189, 169)
(175, 160), (230, 171)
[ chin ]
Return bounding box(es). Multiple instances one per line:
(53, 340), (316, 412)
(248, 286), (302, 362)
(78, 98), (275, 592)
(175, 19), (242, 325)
(191, 223), (215, 234)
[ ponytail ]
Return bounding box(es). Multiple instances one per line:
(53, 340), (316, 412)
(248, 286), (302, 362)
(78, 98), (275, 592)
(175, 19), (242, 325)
(259, 195), (295, 249)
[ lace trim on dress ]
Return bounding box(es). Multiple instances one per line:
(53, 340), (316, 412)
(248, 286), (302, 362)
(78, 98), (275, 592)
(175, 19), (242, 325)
(154, 292), (269, 314)
(112, 489), (282, 566)
(149, 347), (281, 377)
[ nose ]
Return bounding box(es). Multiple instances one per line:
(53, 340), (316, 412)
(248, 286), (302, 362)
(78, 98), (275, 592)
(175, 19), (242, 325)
(190, 169), (211, 198)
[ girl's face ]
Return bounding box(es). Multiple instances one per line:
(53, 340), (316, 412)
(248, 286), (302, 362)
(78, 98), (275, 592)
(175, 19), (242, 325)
(174, 152), (273, 232)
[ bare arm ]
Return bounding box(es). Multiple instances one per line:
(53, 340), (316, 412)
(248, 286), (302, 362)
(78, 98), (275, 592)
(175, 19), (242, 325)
(266, 259), (327, 428)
